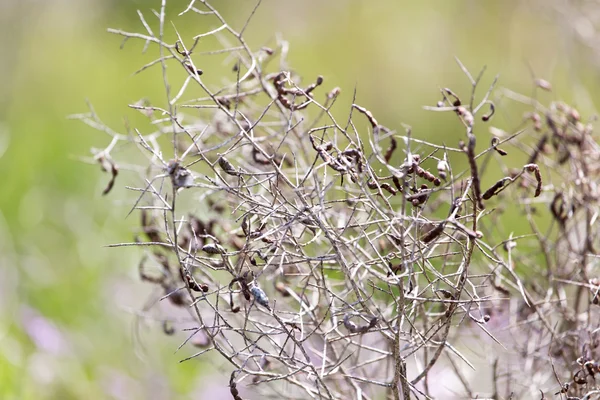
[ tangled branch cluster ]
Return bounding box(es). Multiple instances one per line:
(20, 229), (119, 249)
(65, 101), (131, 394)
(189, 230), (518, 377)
(72, 1), (600, 399)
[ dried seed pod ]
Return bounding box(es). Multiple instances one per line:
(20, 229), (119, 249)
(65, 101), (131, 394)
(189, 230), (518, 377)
(481, 102), (495, 122)
(421, 222), (445, 243)
(97, 154), (119, 195)
(384, 137), (397, 163)
(241, 215), (250, 237)
(260, 46), (274, 55)
(367, 180), (397, 195)
(437, 159), (448, 181)
(175, 41), (191, 56)
(491, 137), (507, 156)
(327, 87), (341, 99)
(482, 178), (509, 200)
(523, 163), (542, 197)
(229, 371), (243, 400)
(435, 289), (454, 299)
(535, 78), (552, 91)
(218, 156), (238, 176)
(554, 382), (570, 395)
(343, 313), (378, 334)
(573, 369), (587, 385)
(303, 75), (323, 96)
(184, 63), (203, 76)
(251, 286), (270, 310)
(443, 87), (461, 106)
(456, 106), (474, 127)
(352, 103), (379, 128)
(387, 262), (404, 277)
(202, 243), (225, 254)
(167, 160), (194, 188)
(185, 274), (203, 292)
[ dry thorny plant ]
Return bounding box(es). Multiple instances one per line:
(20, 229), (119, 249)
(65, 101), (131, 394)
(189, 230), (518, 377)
(71, 1), (600, 399)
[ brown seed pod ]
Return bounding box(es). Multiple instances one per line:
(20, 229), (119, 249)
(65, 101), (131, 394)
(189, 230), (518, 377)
(481, 102), (495, 122)
(456, 106), (474, 127)
(421, 222), (445, 243)
(218, 156), (238, 176)
(229, 371), (243, 400)
(184, 63), (203, 76)
(482, 178), (509, 200)
(384, 137), (397, 163)
(352, 103), (379, 128)
(387, 262), (405, 277)
(202, 243), (225, 255)
(491, 137), (507, 156)
(97, 154), (119, 195)
(523, 163), (542, 197)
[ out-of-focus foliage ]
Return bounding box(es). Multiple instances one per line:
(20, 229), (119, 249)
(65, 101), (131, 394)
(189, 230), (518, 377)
(0, 0), (597, 398)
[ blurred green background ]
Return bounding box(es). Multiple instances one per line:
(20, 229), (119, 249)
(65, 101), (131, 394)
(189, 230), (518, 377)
(0, 0), (597, 398)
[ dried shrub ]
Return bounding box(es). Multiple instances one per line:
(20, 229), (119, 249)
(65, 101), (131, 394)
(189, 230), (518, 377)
(73, 1), (600, 399)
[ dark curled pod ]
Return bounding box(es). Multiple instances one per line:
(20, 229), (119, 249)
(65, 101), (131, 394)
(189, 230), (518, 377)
(241, 215), (250, 237)
(218, 156), (238, 176)
(97, 154), (119, 195)
(343, 313), (378, 333)
(384, 137), (397, 162)
(202, 243), (225, 255)
(352, 103), (379, 128)
(482, 178), (508, 200)
(184, 63), (203, 76)
(482, 102), (495, 121)
(229, 371), (243, 400)
(573, 369), (587, 385)
(523, 163), (542, 197)
(387, 262), (404, 277)
(491, 137), (507, 156)
(421, 222), (445, 243)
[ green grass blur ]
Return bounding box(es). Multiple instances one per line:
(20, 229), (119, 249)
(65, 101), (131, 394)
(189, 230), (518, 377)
(0, 0), (596, 398)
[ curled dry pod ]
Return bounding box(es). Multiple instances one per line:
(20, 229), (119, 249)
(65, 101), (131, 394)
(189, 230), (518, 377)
(202, 243), (225, 254)
(218, 156), (238, 176)
(343, 313), (378, 333)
